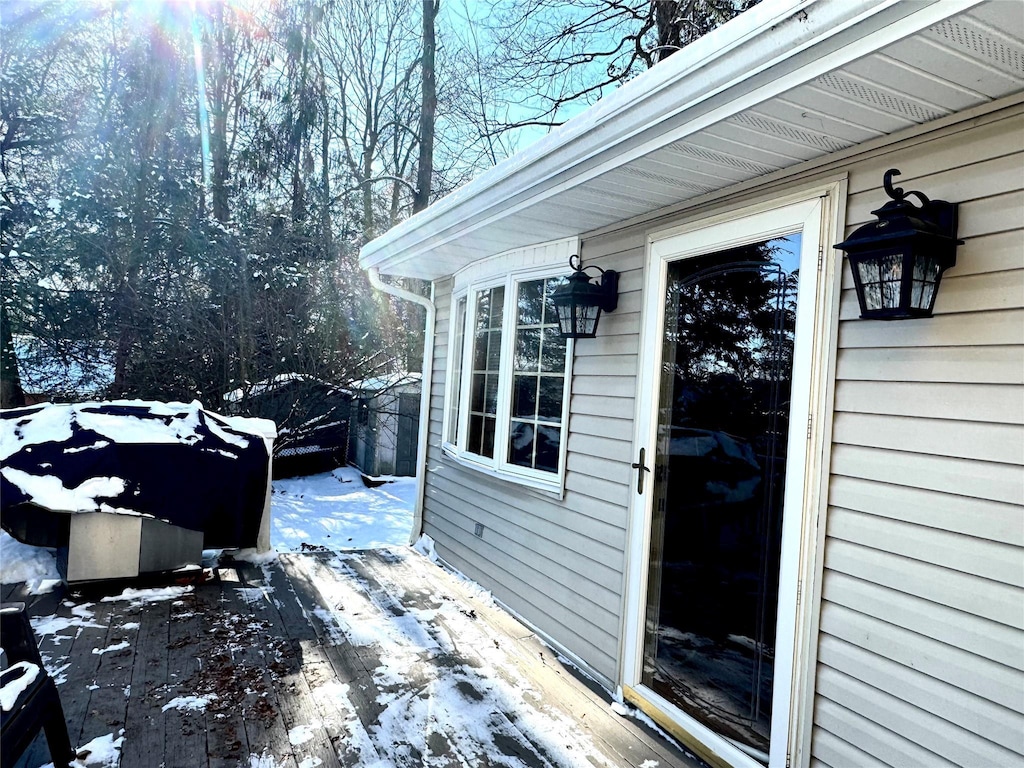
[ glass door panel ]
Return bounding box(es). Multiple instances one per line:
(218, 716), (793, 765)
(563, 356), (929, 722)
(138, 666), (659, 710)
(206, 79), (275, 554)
(642, 235), (801, 756)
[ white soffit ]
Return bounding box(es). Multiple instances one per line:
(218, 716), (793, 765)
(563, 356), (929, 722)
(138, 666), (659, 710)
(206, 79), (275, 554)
(360, 0), (1024, 280)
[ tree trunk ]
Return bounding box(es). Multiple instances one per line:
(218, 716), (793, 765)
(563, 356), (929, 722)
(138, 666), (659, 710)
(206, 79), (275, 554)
(320, 55), (333, 253)
(210, 89), (230, 222)
(654, 0), (685, 61)
(412, 0), (438, 214)
(362, 146), (376, 240)
(0, 299), (26, 408)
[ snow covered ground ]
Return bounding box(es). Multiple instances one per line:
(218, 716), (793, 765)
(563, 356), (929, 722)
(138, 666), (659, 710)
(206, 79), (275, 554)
(270, 466), (415, 552)
(1, 465), (418, 767)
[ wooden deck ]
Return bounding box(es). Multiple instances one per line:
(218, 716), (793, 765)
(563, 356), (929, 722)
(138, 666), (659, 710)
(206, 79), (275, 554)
(5, 549), (707, 768)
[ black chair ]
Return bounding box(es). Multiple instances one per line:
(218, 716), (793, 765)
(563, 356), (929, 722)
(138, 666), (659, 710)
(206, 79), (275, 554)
(1, 602), (75, 768)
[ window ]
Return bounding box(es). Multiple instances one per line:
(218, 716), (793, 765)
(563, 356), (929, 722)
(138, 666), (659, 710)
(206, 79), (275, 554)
(443, 266), (572, 491)
(468, 286), (504, 457)
(509, 278), (567, 473)
(446, 296), (467, 445)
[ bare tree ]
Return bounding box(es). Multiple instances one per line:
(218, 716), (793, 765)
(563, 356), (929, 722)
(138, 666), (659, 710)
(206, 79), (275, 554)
(462, 0), (759, 138)
(320, 0), (429, 240)
(412, 0), (439, 214)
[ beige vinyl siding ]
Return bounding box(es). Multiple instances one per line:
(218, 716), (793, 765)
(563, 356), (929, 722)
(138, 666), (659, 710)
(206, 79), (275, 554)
(813, 108), (1024, 766)
(421, 258), (645, 684)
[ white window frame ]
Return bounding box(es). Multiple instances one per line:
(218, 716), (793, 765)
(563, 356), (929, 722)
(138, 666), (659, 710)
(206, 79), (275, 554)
(441, 238), (578, 495)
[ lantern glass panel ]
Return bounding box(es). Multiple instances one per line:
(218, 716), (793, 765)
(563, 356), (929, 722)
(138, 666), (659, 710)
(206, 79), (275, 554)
(554, 302), (572, 332)
(855, 251), (904, 311)
(557, 301), (600, 337)
(911, 254), (941, 310)
(582, 304), (600, 334)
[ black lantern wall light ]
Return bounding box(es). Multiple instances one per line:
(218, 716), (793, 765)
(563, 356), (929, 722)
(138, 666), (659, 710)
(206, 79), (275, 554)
(551, 254), (619, 339)
(835, 168), (962, 320)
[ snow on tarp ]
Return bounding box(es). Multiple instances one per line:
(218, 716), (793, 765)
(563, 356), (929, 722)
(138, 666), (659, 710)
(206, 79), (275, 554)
(0, 401), (276, 550)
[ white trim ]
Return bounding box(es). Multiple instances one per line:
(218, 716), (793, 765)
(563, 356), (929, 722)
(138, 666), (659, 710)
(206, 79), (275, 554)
(439, 446), (565, 499)
(790, 176), (847, 768)
(360, 0), (986, 277)
(441, 291), (468, 453)
(451, 236), (580, 293)
(621, 181), (843, 768)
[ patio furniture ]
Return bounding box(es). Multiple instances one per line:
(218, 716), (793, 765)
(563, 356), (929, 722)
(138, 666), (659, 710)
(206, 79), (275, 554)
(0, 603), (75, 768)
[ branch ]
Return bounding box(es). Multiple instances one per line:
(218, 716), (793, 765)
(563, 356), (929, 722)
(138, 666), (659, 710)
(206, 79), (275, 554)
(333, 174), (417, 202)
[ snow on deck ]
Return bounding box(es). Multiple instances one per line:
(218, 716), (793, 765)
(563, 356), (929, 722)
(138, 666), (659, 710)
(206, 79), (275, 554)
(5, 550), (704, 768)
(4, 465), (702, 767)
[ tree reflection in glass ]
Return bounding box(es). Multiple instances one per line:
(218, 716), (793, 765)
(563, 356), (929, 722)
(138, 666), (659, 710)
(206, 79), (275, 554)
(468, 286), (504, 458)
(508, 276), (568, 473)
(643, 235), (801, 756)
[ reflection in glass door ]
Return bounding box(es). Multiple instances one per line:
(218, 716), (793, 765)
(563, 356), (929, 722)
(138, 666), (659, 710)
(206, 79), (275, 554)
(642, 234), (801, 757)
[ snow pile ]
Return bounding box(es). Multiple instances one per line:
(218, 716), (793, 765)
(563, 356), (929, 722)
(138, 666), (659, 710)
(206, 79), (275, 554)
(288, 723), (322, 746)
(162, 694), (216, 713)
(100, 586), (192, 607)
(39, 731), (125, 768)
(0, 468), (127, 515)
(0, 531), (60, 593)
(0, 400), (273, 461)
(31, 603), (102, 641)
(270, 466), (414, 552)
(91, 640), (130, 656)
(412, 533), (437, 562)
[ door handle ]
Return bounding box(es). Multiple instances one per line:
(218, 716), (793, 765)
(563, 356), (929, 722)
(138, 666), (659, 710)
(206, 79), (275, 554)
(631, 447), (651, 495)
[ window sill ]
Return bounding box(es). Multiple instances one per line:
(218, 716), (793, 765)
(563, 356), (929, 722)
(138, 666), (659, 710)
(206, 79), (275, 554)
(440, 444), (565, 500)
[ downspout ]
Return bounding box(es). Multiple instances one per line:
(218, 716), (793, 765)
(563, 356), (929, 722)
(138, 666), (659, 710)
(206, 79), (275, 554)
(367, 267), (435, 545)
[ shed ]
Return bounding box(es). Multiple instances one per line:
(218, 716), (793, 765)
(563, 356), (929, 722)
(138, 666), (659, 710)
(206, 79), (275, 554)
(223, 373), (352, 478)
(360, 1), (1024, 767)
(347, 372), (422, 478)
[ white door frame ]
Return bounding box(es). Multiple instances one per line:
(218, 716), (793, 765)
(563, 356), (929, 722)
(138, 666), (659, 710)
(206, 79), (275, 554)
(620, 181), (845, 768)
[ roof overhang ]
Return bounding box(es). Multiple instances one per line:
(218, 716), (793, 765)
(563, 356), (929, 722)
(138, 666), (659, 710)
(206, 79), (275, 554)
(360, 0), (1024, 280)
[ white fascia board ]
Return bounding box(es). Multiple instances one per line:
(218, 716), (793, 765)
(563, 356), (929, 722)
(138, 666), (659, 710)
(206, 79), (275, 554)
(359, 0), (980, 277)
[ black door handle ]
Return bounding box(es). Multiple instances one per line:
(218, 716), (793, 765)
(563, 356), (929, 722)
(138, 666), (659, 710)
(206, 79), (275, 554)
(631, 447), (651, 494)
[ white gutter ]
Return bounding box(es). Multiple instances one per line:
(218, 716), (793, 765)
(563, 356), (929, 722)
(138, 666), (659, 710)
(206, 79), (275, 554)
(367, 267), (435, 545)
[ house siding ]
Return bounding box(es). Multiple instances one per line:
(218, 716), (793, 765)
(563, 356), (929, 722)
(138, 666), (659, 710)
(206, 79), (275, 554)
(419, 101), (1023, 761)
(811, 107), (1024, 767)
(423, 271), (637, 684)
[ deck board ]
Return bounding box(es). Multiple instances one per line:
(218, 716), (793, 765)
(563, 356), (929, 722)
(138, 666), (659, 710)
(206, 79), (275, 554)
(7, 549), (707, 768)
(121, 598), (171, 768)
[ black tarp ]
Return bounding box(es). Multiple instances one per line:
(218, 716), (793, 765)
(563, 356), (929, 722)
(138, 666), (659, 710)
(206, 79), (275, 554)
(1, 402), (273, 550)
